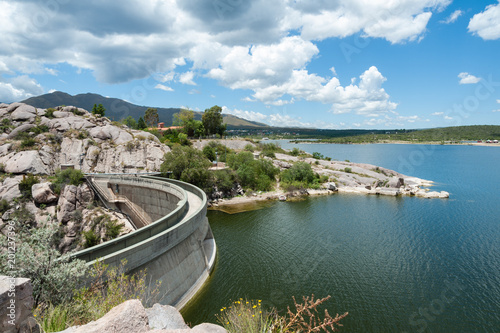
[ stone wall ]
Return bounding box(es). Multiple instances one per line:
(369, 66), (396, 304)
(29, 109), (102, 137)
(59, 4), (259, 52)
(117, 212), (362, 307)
(0, 277), (39, 333)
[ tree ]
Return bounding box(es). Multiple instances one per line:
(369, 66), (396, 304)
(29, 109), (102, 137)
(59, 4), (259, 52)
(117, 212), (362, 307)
(144, 108), (159, 128)
(92, 103), (106, 117)
(122, 116), (137, 129)
(160, 145), (212, 189)
(137, 117), (147, 130)
(173, 109), (203, 137)
(202, 105), (226, 137)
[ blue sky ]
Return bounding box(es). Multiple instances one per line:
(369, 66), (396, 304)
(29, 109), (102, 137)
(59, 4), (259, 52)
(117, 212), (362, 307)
(1, 0), (499, 129)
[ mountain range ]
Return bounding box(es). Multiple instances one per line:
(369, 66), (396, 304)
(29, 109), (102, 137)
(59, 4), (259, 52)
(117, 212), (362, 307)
(21, 91), (269, 129)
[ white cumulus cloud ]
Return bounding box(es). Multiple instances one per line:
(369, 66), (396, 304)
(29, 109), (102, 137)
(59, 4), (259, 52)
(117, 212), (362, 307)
(179, 71), (197, 85)
(469, 2), (500, 40)
(155, 84), (174, 92)
(0, 75), (44, 103)
(458, 72), (481, 84)
(440, 10), (463, 24)
(432, 112), (444, 116)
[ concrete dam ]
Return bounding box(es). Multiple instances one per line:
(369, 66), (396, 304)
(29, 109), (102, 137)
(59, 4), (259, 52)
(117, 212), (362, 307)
(73, 175), (216, 308)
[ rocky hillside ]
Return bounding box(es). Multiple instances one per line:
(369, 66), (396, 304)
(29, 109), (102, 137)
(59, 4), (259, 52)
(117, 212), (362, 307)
(0, 102), (170, 253)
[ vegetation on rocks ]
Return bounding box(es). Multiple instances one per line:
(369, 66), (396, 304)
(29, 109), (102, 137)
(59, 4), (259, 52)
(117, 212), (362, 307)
(217, 295), (348, 333)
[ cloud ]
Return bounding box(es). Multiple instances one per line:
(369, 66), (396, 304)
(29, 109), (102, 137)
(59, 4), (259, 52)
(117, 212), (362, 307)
(0, 75), (44, 103)
(285, 0), (451, 44)
(440, 10), (463, 24)
(154, 84), (174, 92)
(493, 109), (500, 112)
(222, 106), (268, 122)
(458, 72), (481, 84)
(469, 2), (500, 40)
(179, 71), (197, 85)
(497, 99), (500, 104)
(432, 112), (444, 116)
(0, 0), (452, 90)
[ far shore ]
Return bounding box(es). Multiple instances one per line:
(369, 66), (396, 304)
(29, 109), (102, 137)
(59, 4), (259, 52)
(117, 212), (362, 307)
(289, 140), (500, 147)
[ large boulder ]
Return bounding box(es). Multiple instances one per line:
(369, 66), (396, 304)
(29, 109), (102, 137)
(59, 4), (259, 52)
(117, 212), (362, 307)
(5, 102), (22, 113)
(2, 151), (51, 175)
(57, 185), (77, 224)
(11, 104), (37, 121)
(146, 304), (189, 330)
(6, 124), (36, 139)
(32, 182), (57, 204)
(89, 125), (133, 144)
(57, 300), (149, 333)
(0, 176), (22, 202)
(0, 143), (12, 157)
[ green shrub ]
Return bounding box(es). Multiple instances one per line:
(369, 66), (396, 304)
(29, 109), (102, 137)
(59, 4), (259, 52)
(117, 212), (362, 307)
(19, 174), (39, 199)
(77, 130), (89, 140)
(344, 167), (352, 173)
(52, 169), (85, 194)
(203, 145), (216, 162)
(104, 219), (123, 240)
(312, 152), (324, 159)
(244, 144), (255, 152)
(38, 303), (70, 333)
(0, 221), (87, 306)
(289, 147), (301, 156)
(72, 209), (83, 223)
(0, 163), (5, 174)
(0, 199), (9, 214)
(218, 295), (347, 333)
(45, 108), (55, 118)
(20, 137), (37, 149)
(83, 230), (100, 248)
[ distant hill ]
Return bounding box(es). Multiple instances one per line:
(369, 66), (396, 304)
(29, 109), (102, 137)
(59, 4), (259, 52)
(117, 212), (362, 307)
(21, 91), (269, 129)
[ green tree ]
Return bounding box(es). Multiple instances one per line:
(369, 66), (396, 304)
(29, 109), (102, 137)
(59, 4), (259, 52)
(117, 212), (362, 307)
(160, 145), (212, 189)
(92, 103), (106, 117)
(122, 116), (137, 129)
(202, 105), (226, 137)
(203, 145), (216, 161)
(144, 108), (159, 128)
(137, 117), (147, 130)
(173, 109), (203, 137)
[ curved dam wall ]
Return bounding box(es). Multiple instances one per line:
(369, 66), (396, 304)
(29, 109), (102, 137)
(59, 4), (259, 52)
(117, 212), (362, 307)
(72, 175), (216, 308)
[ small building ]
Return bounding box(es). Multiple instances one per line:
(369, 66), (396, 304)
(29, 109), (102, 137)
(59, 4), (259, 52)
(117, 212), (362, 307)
(149, 123), (182, 132)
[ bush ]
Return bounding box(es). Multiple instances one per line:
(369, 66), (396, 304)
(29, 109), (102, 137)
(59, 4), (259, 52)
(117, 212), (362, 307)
(52, 169), (85, 194)
(83, 230), (100, 248)
(344, 167), (352, 173)
(0, 221), (87, 306)
(203, 145), (216, 162)
(227, 152), (278, 191)
(217, 295), (348, 333)
(45, 108), (55, 118)
(0, 163), (5, 174)
(20, 137), (37, 149)
(312, 152), (324, 159)
(31, 125), (49, 135)
(289, 147), (302, 156)
(19, 174), (40, 199)
(160, 145), (212, 190)
(0, 199), (9, 214)
(104, 219), (123, 240)
(244, 144), (255, 152)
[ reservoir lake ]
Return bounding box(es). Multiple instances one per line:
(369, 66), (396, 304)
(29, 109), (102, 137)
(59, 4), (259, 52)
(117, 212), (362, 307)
(182, 142), (500, 332)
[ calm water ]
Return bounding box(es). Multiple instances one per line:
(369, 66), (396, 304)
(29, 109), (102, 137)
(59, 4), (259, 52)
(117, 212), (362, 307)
(183, 143), (500, 332)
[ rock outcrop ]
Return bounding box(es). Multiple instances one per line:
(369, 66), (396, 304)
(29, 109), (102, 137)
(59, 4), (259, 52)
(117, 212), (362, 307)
(56, 300), (226, 333)
(0, 103), (170, 175)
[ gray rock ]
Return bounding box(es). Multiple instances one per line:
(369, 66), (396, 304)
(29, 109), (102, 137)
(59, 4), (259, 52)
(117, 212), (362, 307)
(89, 125), (133, 144)
(191, 323), (227, 333)
(0, 276), (39, 333)
(146, 304), (189, 330)
(3, 151), (50, 175)
(53, 111), (72, 118)
(0, 176), (22, 202)
(57, 300), (149, 333)
(0, 103), (8, 108)
(0, 144), (12, 157)
(32, 182), (58, 204)
(5, 102), (22, 113)
(76, 183), (94, 210)
(6, 124), (35, 139)
(327, 182), (337, 191)
(11, 104), (37, 120)
(57, 185), (77, 224)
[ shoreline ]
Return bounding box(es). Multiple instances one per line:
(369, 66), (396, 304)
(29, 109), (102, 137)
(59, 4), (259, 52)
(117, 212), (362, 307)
(289, 140), (500, 147)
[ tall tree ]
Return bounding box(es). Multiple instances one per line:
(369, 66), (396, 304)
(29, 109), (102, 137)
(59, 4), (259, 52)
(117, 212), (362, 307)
(92, 103), (106, 117)
(202, 105), (226, 137)
(144, 108), (159, 128)
(137, 117), (147, 130)
(173, 109), (204, 138)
